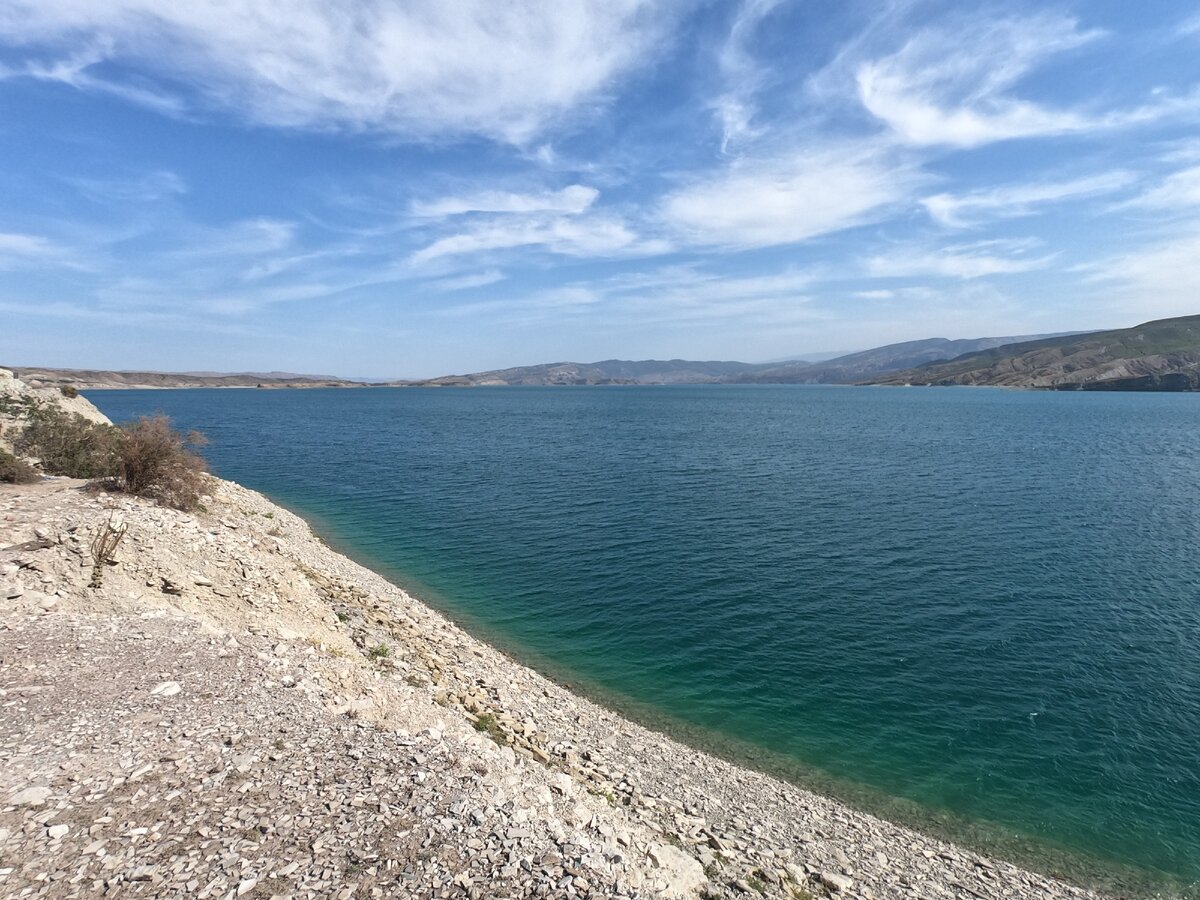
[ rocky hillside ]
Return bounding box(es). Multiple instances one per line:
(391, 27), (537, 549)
(405, 334), (1072, 387)
(871, 315), (1200, 389)
(9, 367), (364, 390)
(0, 367), (110, 453)
(408, 359), (772, 386)
(732, 334), (1079, 385)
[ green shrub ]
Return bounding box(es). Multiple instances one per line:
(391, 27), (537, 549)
(118, 415), (208, 511)
(14, 406), (123, 479)
(59, 385), (78, 399)
(0, 448), (39, 484)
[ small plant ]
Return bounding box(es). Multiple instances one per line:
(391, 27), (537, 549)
(59, 385), (78, 399)
(746, 874), (767, 895)
(0, 448), (38, 484)
(588, 786), (616, 806)
(368, 643), (391, 660)
(472, 712), (507, 746)
(117, 415), (208, 511)
(262, 511), (274, 519)
(335, 610), (350, 623)
(89, 512), (128, 588)
(14, 405), (123, 479)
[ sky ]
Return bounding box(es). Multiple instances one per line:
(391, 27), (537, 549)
(1, 0), (1198, 378)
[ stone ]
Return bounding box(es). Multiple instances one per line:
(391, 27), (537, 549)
(150, 680), (182, 697)
(47, 824), (69, 839)
(820, 871), (853, 892)
(9, 786), (53, 807)
(648, 843), (706, 899)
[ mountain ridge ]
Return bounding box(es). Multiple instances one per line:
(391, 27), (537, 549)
(15, 319), (1198, 391)
(869, 315), (1200, 390)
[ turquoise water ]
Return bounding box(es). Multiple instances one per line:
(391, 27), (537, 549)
(89, 386), (1200, 895)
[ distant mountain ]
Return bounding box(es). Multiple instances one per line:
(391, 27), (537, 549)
(734, 333), (1081, 384)
(405, 359), (772, 386)
(8, 367), (366, 390)
(870, 315), (1200, 390)
(406, 333), (1080, 387)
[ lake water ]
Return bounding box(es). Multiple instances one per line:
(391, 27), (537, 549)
(88, 385), (1200, 896)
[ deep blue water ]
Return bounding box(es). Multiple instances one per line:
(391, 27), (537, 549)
(89, 386), (1200, 895)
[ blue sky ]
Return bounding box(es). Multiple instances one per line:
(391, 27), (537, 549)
(1, 0), (1198, 378)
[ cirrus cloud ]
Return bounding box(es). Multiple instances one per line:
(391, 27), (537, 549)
(0, 0), (687, 143)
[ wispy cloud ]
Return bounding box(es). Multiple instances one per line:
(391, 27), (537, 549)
(712, 0), (785, 151)
(1120, 165), (1200, 212)
(411, 214), (654, 265)
(865, 240), (1054, 279)
(65, 171), (188, 205)
(426, 270), (507, 292)
(0, 1), (687, 143)
(661, 146), (921, 248)
(412, 185), (598, 218)
(0, 231), (85, 272)
(923, 171), (1136, 227)
(0, 232), (57, 258)
(853, 13), (1194, 148)
(0, 40), (187, 115)
(1085, 225), (1200, 320)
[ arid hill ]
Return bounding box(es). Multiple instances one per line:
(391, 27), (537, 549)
(870, 315), (1200, 390)
(8, 367), (365, 390)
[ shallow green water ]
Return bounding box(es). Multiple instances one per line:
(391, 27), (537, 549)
(90, 385), (1200, 896)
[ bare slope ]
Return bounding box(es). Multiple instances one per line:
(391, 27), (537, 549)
(734, 334), (1080, 384)
(8, 367), (364, 390)
(871, 315), (1200, 389)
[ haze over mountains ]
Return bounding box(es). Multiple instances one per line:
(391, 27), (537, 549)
(9, 316), (1200, 392)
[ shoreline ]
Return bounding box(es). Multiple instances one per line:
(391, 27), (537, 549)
(0, 474), (1151, 899)
(247, 484), (1180, 900)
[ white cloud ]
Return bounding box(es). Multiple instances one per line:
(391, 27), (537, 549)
(0, 1), (683, 143)
(1121, 165), (1200, 211)
(0, 232), (56, 257)
(923, 171), (1136, 227)
(411, 215), (649, 264)
(856, 14), (1129, 147)
(866, 240), (1054, 279)
(426, 270), (506, 292)
(712, 0), (785, 151)
(412, 185), (598, 218)
(66, 170), (188, 204)
(661, 148), (919, 248)
(0, 232), (85, 272)
(1086, 225), (1200, 320)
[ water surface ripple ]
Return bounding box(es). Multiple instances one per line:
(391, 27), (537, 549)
(89, 385), (1200, 895)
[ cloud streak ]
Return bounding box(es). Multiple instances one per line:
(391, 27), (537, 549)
(0, 0), (686, 143)
(661, 147), (921, 248)
(923, 171), (1136, 227)
(853, 13), (1197, 148)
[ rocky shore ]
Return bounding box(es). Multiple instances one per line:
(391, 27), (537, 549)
(2, 457), (1109, 897)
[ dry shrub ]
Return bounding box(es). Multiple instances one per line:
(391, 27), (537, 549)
(0, 447), (39, 484)
(119, 415), (209, 511)
(14, 406), (123, 478)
